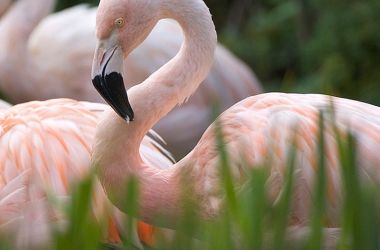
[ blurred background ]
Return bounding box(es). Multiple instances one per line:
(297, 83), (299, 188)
(56, 0), (380, 105)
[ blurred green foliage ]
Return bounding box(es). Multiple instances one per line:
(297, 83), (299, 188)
(56, 0), (380, 104)
(219, 0), (380, 105)
(55, 0), (98, 10)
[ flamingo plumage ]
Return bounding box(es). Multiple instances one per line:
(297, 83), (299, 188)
(0, 0), (262, 158)
(0, 99), (173, 248)
(90, 0), (380, 231)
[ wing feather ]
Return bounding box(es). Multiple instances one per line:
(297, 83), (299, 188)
(0, 98), (171, 247)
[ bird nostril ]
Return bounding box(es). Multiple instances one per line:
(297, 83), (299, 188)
(98, 48), (106, 66)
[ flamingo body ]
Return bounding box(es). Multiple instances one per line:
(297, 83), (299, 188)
(0, 99), (173, 248)
(185, 93), (380, 224)
(90, 0), (380, 232)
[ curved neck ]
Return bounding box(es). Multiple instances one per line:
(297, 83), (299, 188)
(127, 0), (217, 142)
(0, 0), (55, 102)
(94, 0), (216, 226)
(0, 0), (55, 54)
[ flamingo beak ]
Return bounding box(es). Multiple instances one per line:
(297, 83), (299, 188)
(91, 42), (134, 122)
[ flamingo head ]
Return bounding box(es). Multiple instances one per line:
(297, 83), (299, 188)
(91, 0), (161, 122)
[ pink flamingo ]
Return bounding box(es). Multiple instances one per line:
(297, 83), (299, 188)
(0, 99), (173, 248)
(0, 0), (262, 158)
(91, 0), (380, 231)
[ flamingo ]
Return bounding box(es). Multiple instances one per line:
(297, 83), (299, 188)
(0, 0), (262, 159)
(0, 99), (173, 248)
(91, 0), (380, 231)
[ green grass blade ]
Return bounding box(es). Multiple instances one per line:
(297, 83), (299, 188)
(120, 176), (140, 250)
(54, 173), (103, 250)
(307, 111), (326, 250)
(272, 137), (297, 250)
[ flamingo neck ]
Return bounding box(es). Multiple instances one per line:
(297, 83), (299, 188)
(94, 0), (216, 226)
(0, 0), (55, 53)
(0, 0), (55, 102)
(128, 0), (217, 138)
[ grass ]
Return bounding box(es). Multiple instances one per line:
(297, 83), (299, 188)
(1, 109), (379, 250)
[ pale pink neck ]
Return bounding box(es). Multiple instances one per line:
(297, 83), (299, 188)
(0, 0), (55, 102)
(128, 0), (217, 134)
(94, 0), (216, 226)
(0, 0), (55, 53)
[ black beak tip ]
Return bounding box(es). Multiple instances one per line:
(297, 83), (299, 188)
(122, 107), (134, 122)
(91, 73), (135, 122)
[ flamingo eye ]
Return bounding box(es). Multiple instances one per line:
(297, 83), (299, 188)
(114, 17), (125, 28)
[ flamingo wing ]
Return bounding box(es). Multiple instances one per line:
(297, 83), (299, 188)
(189, 93), (380, 226)
(0, 98), (172, 247)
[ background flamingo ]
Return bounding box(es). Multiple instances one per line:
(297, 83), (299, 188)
(0, 0), (262, 158)
(0, 99), (174, 248)
(91, 0), (380, 232)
